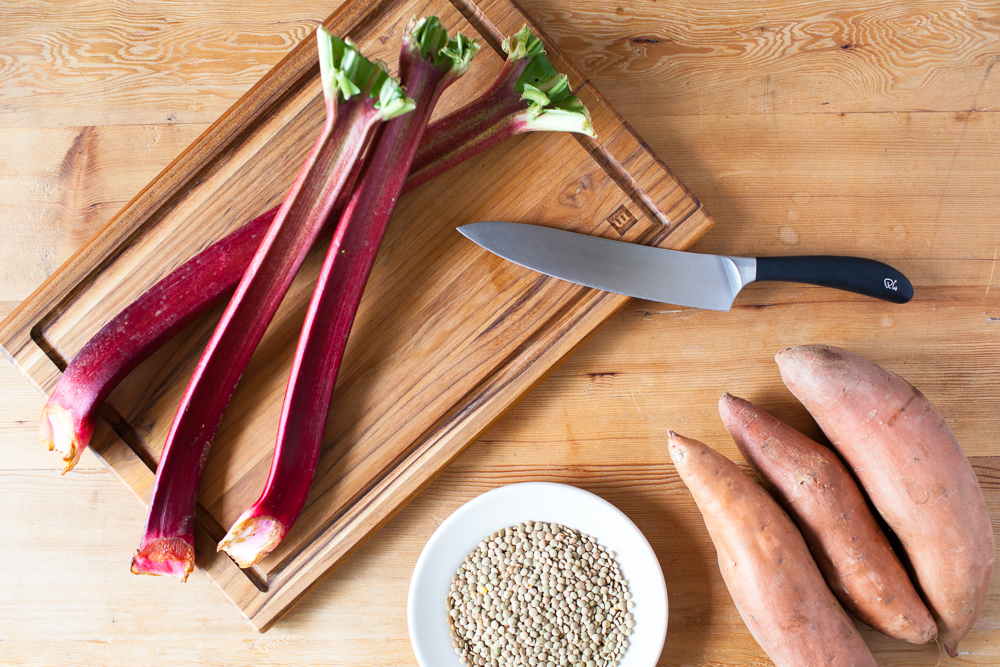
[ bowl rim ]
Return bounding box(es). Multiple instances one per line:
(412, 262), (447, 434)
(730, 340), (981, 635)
(407, 481), (668, 667)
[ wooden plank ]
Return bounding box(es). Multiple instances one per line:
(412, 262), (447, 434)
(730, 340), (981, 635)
(521, 0), (1000, 115)
(486, 285), (1000, 460)
(0, 0), (711, 630)
(639, 112), (1000, 203)
(0, 125), (206, 303)
(0, 1), (342, 127)
(5, 1), (999, 120)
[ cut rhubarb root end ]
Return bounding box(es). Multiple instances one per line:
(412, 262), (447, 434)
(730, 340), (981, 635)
(38, 206), (277, 475)
(39, 403), (90, 474)
(218, 515), (286, 569)
(131, 536), (195, 581)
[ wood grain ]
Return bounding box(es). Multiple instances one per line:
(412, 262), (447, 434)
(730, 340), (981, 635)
(486, 286), (1000, 460)
(0, 124), (206, 302)
(2, 0), (1000, 664)
(522, 0), (1000, 115)
(0, 1), (327, 127)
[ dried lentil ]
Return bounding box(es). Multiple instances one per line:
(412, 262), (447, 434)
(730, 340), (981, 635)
(447, 521), (633, 667)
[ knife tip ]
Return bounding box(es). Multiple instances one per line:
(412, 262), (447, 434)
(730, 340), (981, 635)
(457, 221), (497, 242)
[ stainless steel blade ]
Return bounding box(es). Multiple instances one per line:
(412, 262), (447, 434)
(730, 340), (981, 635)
(458, 221), (757, 311)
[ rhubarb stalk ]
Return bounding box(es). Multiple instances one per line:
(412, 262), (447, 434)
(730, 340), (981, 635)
(218, 18), (478, 568)
(131, 29), (414, 581)
(42, 26), (593, 474)
(39, 210), (276, 473)
(406, 24), (594, 188)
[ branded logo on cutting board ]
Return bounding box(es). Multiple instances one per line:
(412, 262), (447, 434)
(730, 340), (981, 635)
(607, 205), (637, 235)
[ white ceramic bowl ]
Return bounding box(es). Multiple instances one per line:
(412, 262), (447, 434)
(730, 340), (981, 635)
(407, 482), (668, 667)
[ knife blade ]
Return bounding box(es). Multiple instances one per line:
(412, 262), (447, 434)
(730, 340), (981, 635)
(458, 221), (913, 311)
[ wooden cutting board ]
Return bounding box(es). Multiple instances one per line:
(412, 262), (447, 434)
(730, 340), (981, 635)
(0, 0), (712, 630)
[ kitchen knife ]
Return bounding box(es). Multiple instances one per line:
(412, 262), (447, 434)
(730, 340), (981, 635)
(458, 221), (913, 311)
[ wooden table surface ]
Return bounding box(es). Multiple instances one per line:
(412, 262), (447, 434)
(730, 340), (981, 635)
(2, 1), (998, 665)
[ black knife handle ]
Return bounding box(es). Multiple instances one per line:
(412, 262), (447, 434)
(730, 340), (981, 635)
(755, 256), (913, 304)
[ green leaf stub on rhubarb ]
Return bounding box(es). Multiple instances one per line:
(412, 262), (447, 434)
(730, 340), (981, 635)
(407, 16), (450, 65)
(440, 32), (479, 77)
(316, 27), (415, 119)
(503, 24), (545, 64)
(405, 16), (480, 76)
(374, 74), (417, 120)
(497, 26), (595, 138)
(520, 73), (595, 137)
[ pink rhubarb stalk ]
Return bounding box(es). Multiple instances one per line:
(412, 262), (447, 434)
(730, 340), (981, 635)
(42, 26), (593, 474)
(131, 29), (414, 581)
(39, 210), (275, 473)
(218, 17), (478, 568)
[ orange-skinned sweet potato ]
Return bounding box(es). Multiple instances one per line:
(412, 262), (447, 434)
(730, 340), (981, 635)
(719, 393), (937, 644)
(668, 431), (878, 667)
(776, 344), (994, 656)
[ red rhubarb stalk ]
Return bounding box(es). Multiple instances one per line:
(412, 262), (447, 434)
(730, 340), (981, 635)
(218, 17), (478, 567)
(41, 26), (593, 474)
(39, 211), (275, 473)
(130, 29), (414, 581)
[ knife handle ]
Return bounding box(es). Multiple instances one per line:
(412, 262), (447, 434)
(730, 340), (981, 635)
(755, 256), (913, 304)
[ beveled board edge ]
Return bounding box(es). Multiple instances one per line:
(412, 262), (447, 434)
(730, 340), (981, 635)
(0, 0), (714, 632)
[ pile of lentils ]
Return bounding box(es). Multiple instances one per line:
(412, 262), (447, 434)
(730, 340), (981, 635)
(447, 520), (635, 667)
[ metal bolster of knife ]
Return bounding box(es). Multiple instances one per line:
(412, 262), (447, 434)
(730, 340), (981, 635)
(725, 256), (757, 293)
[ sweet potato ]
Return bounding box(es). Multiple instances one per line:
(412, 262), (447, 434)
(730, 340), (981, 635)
(719, 393), (937, 644)
(776, 344), (994, 656)
(667, 431), (878, 667)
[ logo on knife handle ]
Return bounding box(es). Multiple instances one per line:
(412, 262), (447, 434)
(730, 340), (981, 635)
(607, 205), (637, 235)
(884, 278), (898, 291)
